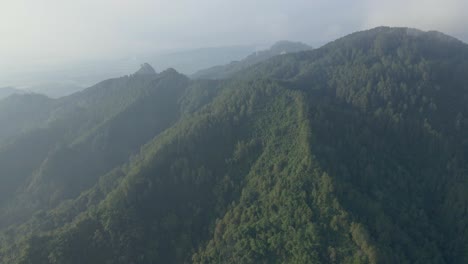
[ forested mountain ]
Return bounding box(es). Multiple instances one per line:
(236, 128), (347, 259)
(191, 41), (312, 79)
(0, 27), (467, 264)
(0, 64), (191, 227)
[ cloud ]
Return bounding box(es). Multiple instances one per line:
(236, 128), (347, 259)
(363, 0), (468, 37)
(0, 0), (466, 79)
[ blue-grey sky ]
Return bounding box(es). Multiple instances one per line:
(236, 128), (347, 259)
(1, 0), (467, 86)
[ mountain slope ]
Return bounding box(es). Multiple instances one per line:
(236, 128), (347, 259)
(0, 93), (55, 146)
(0, 27), (467, 264)
(0, 65), (196, 228)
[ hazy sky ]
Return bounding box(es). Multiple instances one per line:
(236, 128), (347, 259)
(1, 0), (468, 83)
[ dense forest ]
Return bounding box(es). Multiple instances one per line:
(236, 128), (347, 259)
(0, 27), (467, 263)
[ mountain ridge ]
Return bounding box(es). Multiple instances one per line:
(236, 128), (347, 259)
(191, 40), (313, 80)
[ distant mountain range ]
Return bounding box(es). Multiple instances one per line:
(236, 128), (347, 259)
(0, 87), (26, 100)
(191, 40), (313, 79)
(25, 82), (86, 99)
(146, 45), (259, 74)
